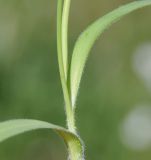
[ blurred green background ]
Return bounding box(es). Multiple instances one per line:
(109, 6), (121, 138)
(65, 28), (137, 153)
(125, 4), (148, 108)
(0, 0), (151, 160)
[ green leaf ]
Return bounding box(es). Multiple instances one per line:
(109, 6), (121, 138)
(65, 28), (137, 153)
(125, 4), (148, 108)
(57, 0), (66, 81)
(70, 0), (151, 107)
(62, 0), (71, 80)
(0, 119), (84, 160)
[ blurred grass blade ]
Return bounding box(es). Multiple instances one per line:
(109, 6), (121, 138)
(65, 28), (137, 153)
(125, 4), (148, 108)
(70, 0), (151, 107)
(0, 119), (84, 160)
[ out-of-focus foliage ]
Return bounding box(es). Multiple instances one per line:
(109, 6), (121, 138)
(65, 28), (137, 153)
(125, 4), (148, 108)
(0, 0), (151, 160)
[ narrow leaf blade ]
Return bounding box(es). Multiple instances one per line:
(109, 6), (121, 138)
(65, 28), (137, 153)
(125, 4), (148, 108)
(62, 0), (71, 79)
(0, 119), (84, 160)
(70, 0), (151, 107)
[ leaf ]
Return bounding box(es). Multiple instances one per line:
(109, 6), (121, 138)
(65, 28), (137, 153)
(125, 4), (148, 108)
(62, 0), (71, 80)
(0, 119), (84, 160)
(57, 0), (66, 81)
(70, 0), (151, 107)
(57, 0), (63, 68)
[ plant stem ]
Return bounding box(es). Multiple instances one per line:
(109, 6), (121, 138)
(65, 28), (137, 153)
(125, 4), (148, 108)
(57, 0), (76, 133)
(57, 1), (85, 159)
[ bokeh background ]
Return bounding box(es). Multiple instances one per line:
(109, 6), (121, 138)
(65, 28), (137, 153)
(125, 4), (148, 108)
(0, 0), (151, 159)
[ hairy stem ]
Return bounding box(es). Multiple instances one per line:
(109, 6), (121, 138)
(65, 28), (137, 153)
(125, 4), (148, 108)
(57, 0), (75, 133)
(57, 1), (84, 159)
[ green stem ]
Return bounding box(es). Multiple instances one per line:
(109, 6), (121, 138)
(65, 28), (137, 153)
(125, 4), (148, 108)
(57, 0), (75, 133)
(67, 137), (84, 160)
(57, 1), (84, 159)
